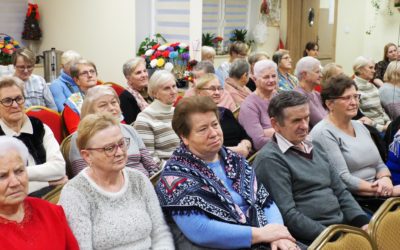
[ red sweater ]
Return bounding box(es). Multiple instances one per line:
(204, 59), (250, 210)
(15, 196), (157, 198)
(0, 197), (79, 250)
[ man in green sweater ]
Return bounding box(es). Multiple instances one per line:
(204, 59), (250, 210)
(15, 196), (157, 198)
(253, 91), (369, 245)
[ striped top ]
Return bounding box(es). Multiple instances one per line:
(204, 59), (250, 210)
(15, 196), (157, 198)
(354, 76), (390, 132)
(134, 99), (180, 165)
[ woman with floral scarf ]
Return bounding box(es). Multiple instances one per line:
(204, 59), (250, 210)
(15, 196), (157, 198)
(156, 96), (302, 250)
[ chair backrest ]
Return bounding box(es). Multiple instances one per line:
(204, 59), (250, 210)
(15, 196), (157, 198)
(103, 82), (126, 96)
(309, 224), (377, 250)
(25, 105), (64, 144)
(369, 197), (400, 250)
(60, 134), (73, 179)
(247, 151), (258, 165)
(150, 164), (164, 186)
(42, 184), (64, 204)
(233, 106), (240, 119)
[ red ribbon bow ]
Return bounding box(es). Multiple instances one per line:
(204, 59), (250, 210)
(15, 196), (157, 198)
(26, 3), (40, 20)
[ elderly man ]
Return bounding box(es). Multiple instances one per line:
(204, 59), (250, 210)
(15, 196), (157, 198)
(253, 91), (369, 245)
(50, 50), (82, 112)
(293, 56), (327, 127)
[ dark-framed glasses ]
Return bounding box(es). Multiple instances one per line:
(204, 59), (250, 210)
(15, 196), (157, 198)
(332, 94), (361, 102)
(79, 69), (97, 77)
(0, 95), (25, 107)
(199, 86), (224, 92)
(85, 137), (130, 156)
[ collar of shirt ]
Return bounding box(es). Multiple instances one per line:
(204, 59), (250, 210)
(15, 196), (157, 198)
(275, 132), (313, 154)
(0, 115), (33, 136)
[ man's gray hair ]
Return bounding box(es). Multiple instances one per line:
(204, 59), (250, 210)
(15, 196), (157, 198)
(268, 91), (308, 125)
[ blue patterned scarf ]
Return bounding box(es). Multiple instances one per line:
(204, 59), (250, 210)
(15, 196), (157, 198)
(156, 143), (273, 226)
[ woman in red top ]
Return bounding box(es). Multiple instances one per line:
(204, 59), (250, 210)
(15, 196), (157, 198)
(0, 136), (78, 249)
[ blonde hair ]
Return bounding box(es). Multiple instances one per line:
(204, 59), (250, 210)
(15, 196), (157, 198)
(194, 73), (218, 93)
(321, 63), (343, 87)
(12, 48), (35, 66)
(201, 46), (216, 62)
(61, 50), (81, 66)
(384, 61), (400, 85)
(76, 113), (119, 151)
(123, 57), (146, 78)
(80, 85), (119, 118)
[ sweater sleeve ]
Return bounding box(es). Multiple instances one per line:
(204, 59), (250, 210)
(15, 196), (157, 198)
(50, 81), (67, 112)
(254, 153), (326, 242)
(134, 114), (161, 165)
(55, 205), (80, 249)
(58, 185), (93, 250)
(173, 213), (252, 249)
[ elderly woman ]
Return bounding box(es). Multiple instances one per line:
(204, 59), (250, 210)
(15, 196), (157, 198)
(134, 70), (180, 166)
(0, 136), (79, 249)
(0, 76), (66, 196)
(59, 113), (174, 249)
(216, 41), (249, 86)
(294, 56), (327, 127)
(353, 56), (391, 132)
(12, 48), (57, 110)
(303, 41), (319, 57)
(50, 50), (82, 112)
(247, 51), (270, 91)
(63, 59), (99, 134)
(156, 96), (301, 249)
(238, 60), (277, 151)
(311, 75), (400, 211)
(378, 61), (400, 120)
(224, 59), (252, 106)
(120, 57), (153, 124)
(373, 43), (398, 87)
(68, 85), (160, 177)
(195, 73), (252, 158)
(272, 50), (299, 91)
(201, 46), (216, 63)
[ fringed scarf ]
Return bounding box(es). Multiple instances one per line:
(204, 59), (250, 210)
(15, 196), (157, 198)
(156, 143), (273, 227)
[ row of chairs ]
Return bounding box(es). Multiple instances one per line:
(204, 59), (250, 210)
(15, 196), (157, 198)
(309, 197), (400, 250)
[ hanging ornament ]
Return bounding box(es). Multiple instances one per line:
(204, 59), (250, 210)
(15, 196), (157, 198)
(22, 3), (42, 41)
(260, 0), (270, 15)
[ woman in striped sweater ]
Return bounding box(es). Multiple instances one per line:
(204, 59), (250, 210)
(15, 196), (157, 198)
(134, 70), (180, 166)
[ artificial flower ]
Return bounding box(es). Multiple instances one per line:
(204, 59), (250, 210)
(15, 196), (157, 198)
(156, 58), (165, 67)
(158, 45), (168, 51)
(150, 59), (158, 68)
(145, 49), (155, 56)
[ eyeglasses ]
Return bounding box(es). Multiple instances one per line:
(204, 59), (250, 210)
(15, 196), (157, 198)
(85, 137), (130, 157)
(78, 69), (97, 78)
(0, 95), (25, 107)
(15, 65), (34, 71)
(332, 94), (361, 102)
(199, 86), (224, 92)
(281, 56), (291, 60)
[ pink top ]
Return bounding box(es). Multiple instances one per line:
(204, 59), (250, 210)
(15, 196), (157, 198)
(224, 77), (252, 107)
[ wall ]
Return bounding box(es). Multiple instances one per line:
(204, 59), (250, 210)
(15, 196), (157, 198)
(35, 0), (135, 84)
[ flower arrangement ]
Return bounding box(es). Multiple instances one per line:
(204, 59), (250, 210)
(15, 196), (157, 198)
(0, 34), (21, 65)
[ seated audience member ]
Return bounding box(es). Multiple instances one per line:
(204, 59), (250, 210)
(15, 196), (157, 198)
(272, 50), (299, 91)
(185, 60), (216, 98)
(59, 113), (174, 250)
(201, 46), (216, 64)
(69, 85), (160, 177)
(387, 130), (400, 185)
(303, 41), (319, 58)
(63, 59), (98, 134)
(156, 96), (303, 250)
(224, 59), (252, 106)
(294, 56), (327, 127)
(50, 50), (82, 112)
(134, 70), (180, 166)
(247, 51), (270, 91)
(239, 59), (277, 151)
(374, 43), (398, 87)
(254, 91), (370, 245)
(195, 74), (252, 157)
(12, 48), (57, 110)
(120, 57), (153, 124)
(378, 61), (400, 120)
(311, 75), (400, 211)
(353, 56), (391, 132)
(0, 136), (79, 249)
(216, 41), (249, 86)
(0, 76), (66, 196)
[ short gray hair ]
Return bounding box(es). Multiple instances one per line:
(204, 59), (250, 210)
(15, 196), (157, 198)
(61, 50), (81, 66)
(201, 46), (216, 61)
(253, 59), (277, 78)
(80, 85), (119, 118)
(70, 59), (97, 79)
(0, 136), (29, 165)
(294, 56), (321, 80)
(229, 59), (249, 79)
(353, 56), (373, 76)
(148, 70), (176, 98)
(123, 57), (146, 78)
(0, 76), (25, 94)
(268, 91), (308, 125)
(193, 60), (215, 74)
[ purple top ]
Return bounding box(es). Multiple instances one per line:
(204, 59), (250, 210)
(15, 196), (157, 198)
(294, 86), (327, 127)
(238, 93), (273, 150)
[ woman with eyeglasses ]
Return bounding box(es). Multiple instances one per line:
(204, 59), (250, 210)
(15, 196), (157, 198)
(12, 48), (57, 111)
(272, 49), (299, 91)
(63, 59), (99, 135)
(311, 75), (400, 212)
(0, 76), (66, 197)
(195, 73), (252, 158)
(59, 113), (174, 250)
(68, 85), (160, 178)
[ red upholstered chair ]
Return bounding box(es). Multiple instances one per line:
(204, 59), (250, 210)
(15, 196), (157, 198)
(25, 106), (64, 144)
(103, 82), (126, 96)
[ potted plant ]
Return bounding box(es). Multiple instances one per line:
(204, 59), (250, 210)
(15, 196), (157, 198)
(202, 33), (216, 47)
(229, 29), (255, 49)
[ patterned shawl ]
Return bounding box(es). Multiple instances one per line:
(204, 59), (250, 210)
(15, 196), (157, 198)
(156, 143), (273, 227)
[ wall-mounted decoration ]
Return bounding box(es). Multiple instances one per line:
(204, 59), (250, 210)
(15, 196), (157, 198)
(265, 0), (281, 27)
